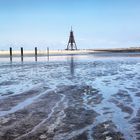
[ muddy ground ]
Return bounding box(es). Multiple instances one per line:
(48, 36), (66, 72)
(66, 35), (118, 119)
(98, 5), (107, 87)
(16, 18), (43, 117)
(0, 55), (140, 140)
(0, 85), (124, 140)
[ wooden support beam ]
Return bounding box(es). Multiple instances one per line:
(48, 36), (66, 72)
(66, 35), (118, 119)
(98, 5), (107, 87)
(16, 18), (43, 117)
(47, 47), (49, 60)
(10, 47), (12, 62)
(21, 47), (23, 62)
(35, 47), (37, 61)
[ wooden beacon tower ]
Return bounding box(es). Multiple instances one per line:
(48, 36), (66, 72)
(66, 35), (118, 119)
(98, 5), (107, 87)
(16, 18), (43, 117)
(66, 27), (77, 50)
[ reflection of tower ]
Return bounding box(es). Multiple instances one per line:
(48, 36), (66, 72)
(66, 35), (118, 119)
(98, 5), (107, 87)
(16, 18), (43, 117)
(70, 55), (74, 76)
(66, 27), (77, 50)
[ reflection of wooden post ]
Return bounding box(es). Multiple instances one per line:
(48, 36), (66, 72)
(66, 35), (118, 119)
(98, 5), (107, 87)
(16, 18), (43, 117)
(35, 47), (37, 61)
(47, 47), (49, 60)
(10, 47), (12, 62)
(21, 47), (23, 62)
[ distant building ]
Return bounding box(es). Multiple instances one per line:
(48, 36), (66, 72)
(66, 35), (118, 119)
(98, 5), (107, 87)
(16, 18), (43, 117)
(66, 27), (77, 50)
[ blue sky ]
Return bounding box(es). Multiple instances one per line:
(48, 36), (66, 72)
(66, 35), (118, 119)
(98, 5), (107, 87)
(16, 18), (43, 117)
(0, 0), (140, 50)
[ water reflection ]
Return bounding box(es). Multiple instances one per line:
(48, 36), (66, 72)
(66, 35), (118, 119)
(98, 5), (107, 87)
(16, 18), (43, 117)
(69, 55), (75, 76)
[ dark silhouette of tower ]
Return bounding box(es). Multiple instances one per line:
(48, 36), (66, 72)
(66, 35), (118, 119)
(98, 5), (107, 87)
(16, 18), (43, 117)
(66, 27), (77, 50)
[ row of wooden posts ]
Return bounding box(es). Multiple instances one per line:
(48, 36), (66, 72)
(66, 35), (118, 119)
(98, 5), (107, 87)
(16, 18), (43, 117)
(9, 47), (49, 62)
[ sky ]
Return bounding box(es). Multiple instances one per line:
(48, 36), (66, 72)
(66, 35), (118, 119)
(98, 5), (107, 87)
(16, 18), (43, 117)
(0, 0), (140, 50)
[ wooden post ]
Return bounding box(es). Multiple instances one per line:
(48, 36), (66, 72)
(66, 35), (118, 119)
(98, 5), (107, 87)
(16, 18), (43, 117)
(10, 47), (12, 62)
(35, 47), (37, 61)
(47, 47), (49, 60)
(21, 47), (23, 62)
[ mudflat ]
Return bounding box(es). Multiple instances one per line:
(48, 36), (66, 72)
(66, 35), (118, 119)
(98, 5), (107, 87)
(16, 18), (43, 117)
(0, 54), (140, 140)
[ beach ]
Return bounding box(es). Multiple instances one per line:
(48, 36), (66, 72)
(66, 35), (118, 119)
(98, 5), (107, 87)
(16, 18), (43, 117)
(0, 50), (93, 57)
(0, 53), (140, 140)
(0, 48), (140, 57)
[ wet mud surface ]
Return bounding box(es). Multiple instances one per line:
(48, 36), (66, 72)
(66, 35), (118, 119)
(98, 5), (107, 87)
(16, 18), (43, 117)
(0, 55), (140, 140)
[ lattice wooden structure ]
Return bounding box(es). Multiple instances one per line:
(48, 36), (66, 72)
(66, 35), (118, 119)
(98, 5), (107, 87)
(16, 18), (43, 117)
(66, 27), (77, 50)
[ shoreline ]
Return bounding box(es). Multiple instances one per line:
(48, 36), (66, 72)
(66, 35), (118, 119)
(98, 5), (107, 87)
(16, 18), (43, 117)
(0, 50), (92, 57)
(92, 48), (140, 52)
(0, 48), (140, 57)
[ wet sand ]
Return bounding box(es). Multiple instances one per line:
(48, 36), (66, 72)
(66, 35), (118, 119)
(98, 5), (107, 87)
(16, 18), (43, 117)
(0, 54), (140, 140)
(0, 85), (124, 140)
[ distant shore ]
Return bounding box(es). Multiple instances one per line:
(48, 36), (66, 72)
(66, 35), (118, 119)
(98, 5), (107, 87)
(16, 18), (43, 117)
(92, 47), (140, 52)
(0, 48), (140, 57)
